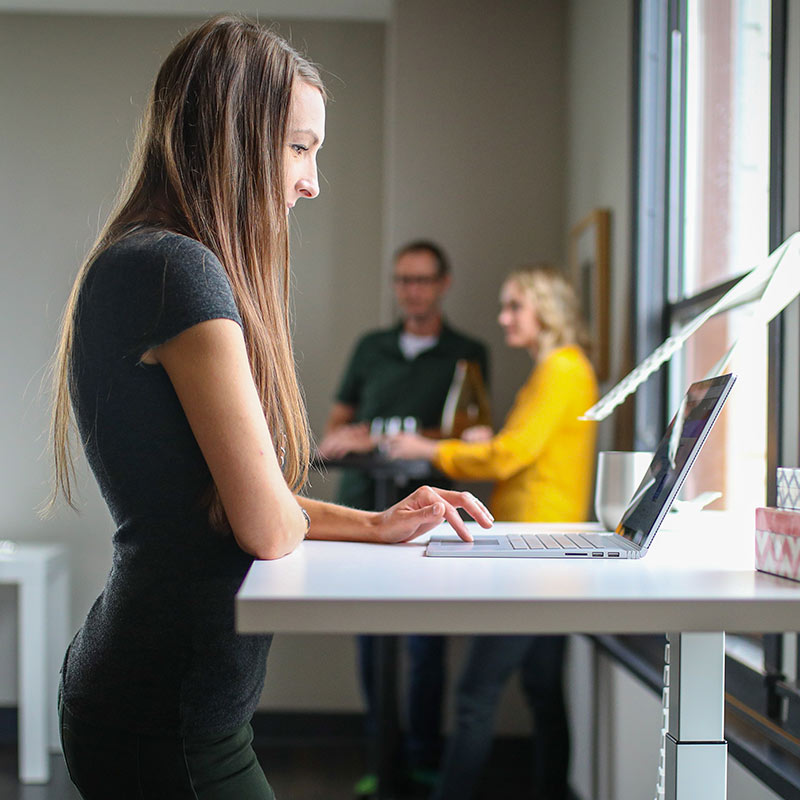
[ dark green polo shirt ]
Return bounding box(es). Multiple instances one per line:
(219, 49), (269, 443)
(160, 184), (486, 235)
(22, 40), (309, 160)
(334, 321), (489, 510)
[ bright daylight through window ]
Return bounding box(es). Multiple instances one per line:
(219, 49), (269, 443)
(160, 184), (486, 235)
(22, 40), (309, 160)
(671, 0), (771, 515)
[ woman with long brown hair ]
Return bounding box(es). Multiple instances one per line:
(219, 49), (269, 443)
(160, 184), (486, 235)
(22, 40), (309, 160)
(49, 15), (491, 798)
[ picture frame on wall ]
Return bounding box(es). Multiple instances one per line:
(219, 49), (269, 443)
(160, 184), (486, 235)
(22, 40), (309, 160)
(568, 208), (611, 381)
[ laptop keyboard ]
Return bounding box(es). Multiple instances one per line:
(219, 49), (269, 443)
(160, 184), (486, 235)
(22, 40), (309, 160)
(507, 532), (615, 550)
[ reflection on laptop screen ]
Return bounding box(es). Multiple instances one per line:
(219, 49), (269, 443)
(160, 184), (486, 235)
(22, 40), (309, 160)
(616, 374), (735, 549)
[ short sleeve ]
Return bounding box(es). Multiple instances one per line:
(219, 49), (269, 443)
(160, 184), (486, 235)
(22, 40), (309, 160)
(86, 232), (243, 360)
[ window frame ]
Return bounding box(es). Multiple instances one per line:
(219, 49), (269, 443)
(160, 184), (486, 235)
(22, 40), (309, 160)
(626, 0), (800, 792)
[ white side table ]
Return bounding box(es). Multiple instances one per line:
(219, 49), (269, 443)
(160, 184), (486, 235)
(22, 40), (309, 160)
(0, 543), (70, 783)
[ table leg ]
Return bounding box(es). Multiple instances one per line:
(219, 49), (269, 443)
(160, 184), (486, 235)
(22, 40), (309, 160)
(48, 562), (70, 751)
(18, 569), (49, 783)
(375, 635), (401, 800)
(373, 475), (392, 512)
(664, 632), (727, 800)
(590, 640), (600, 800)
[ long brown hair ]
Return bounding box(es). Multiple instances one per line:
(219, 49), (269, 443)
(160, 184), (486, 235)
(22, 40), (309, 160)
(48, 15), (323, 520)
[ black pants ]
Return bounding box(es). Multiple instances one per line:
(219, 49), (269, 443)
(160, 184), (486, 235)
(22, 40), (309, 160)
(59, 698), (274, 799)
(432, 635), (570, 800)
(357, 633), (446, 772)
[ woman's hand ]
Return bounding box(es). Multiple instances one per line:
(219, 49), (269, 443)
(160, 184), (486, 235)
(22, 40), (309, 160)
(461, 425), (493, 443)
(375, 485), (494, 543)
(385, 432), (439, 461)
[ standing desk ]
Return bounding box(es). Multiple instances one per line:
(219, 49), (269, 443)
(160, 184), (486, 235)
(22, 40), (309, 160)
(237, 512), (800, 800)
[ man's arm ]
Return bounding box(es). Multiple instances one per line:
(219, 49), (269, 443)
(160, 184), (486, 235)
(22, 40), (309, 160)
(324, 402), (356, 435)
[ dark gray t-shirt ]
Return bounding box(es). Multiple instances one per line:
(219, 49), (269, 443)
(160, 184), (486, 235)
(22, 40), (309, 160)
(61, 229), (271, 737)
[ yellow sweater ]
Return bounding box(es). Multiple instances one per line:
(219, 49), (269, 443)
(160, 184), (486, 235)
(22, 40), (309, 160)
(433, 346), (598, 523)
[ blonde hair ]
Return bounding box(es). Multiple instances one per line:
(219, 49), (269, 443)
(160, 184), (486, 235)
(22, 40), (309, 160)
(504, 264), (589, 360)
(47, 15), (324, 524)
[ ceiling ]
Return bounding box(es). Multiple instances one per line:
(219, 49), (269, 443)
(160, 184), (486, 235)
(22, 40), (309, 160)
(0, 0), (391, 20)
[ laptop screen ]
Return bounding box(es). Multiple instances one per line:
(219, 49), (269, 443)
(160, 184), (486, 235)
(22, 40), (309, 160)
(615, 374), (736, 549)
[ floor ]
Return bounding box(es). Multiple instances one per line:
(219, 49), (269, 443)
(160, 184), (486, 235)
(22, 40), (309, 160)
(0, 738), (536, 800)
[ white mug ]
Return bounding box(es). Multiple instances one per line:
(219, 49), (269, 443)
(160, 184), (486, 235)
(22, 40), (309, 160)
(594, 451), (653, 530)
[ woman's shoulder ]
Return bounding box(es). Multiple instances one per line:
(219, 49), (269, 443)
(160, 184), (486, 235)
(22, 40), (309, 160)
(542, 344), (592, 371)
(94, 229), (220, 273)
(88, 229), (229, 298)
(533, 345), (597, 389)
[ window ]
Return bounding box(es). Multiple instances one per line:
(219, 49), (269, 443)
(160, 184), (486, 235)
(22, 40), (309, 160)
(669, 0), (771, 515)
(632, 0), (800, 793)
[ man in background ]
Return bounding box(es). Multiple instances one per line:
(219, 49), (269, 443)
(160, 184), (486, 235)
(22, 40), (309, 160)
(319, 240), (488, 796)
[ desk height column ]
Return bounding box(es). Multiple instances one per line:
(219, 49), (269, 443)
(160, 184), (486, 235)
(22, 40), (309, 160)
(664, 632), (727, 800)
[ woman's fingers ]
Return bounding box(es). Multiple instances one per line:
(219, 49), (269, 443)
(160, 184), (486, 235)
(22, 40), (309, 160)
(413, 486), (493, 538)
(380, 486), (493, 545)
(434, 488), (494, 528)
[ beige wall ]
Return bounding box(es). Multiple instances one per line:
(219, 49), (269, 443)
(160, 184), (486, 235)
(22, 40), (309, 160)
(566, 0), (634, 452)
(384, 0), (569, 423)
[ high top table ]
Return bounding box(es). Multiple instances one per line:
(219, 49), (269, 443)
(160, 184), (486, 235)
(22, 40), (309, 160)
(237, 512), (800, 800)
(0, 543), (70, 783)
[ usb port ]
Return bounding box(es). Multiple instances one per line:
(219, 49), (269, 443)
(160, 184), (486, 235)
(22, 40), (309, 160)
(592, 551), (604, 557)
(608, 552), (620, 558)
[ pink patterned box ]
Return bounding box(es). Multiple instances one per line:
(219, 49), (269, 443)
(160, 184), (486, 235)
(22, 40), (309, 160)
(755, 507), (800, 582)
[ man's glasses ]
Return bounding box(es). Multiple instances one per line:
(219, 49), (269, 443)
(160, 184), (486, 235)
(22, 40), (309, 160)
(392, 275), (441, 286)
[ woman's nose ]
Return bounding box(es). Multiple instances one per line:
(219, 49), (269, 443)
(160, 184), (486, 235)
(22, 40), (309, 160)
(297, 163), (319, 199)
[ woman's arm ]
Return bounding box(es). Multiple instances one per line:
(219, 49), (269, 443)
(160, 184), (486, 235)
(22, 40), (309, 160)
(150, 318), (308, 560)
(298, 486), (493, 544)
(391, 353), (596, 482)
(149, 319), (493, 556)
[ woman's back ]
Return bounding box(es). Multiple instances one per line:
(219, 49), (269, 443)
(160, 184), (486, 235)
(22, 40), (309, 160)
(62, 230), (270, 737)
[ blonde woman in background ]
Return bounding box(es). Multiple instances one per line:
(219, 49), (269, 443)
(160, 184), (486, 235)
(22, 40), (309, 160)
(388, 265), (598, 800)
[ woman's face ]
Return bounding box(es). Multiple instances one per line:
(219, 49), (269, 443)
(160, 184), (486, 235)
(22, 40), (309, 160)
(498, 280), (541, 351)
(283, 81), (326, 215)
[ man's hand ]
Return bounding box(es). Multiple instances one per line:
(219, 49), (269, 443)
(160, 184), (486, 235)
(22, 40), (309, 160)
(317, 423), (374, 459)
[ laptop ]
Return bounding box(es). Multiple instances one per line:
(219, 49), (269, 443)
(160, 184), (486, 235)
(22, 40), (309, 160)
(425, 373), (736, 559)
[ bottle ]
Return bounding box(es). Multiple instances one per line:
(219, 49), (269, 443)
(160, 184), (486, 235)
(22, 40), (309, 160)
(440, 360), (492, 438)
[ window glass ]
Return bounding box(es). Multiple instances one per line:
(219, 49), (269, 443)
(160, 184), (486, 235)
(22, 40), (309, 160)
(672, 304), (767, 512)
(670, 0), (771, 514)
(682, 0), (771, 297)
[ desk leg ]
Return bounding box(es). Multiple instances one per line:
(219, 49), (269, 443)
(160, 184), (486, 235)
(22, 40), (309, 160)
(375, 635), (401, 800)
(373, 476), (392, 513)
(664, 632), (727, 800)
(48, 562), (70, 752)
(18, 570), (50, 783)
